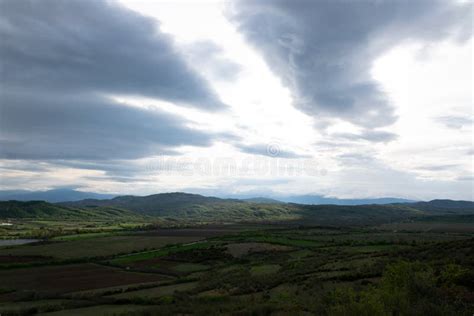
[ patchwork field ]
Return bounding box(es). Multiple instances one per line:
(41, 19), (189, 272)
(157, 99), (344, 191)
(0, 263), (169, 294)
(0, 235), (203, 261)
(0, 221), (472, 315)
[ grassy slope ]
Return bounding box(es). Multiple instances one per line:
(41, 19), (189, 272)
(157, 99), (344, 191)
(0, 201), (143, 220)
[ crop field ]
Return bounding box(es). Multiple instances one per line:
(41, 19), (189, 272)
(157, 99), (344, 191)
(0, 235), (204, 261)
(225, 242), (293, 258)
(0, 221), (472, 315)
(40, 304), (159, 316)
(109, 281), (199, 299)
(0, 219), (150, 239)
(380, 222), (474, 233)
(0, 263), (170, 294)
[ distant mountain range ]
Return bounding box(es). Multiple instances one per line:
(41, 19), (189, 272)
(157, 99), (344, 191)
(1, 192), (473, 225)
(0, 189), (115, 203)
(0, 189), (472, 213)
(271, 195), (415, 205)
(0, 189), (416, 205)
(60, 192), (474, 215)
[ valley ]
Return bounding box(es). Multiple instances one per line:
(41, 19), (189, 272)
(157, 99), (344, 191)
(0, 193), (473, 315)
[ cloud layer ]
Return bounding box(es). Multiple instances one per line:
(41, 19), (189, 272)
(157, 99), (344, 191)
(1, 0), (226, 109)
(0, 92), (213, 160)
(228, 0), (471, 130)
(0, 0), (227, 161)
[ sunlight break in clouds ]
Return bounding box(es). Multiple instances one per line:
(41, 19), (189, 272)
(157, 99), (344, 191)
(0, 0), (472, 200)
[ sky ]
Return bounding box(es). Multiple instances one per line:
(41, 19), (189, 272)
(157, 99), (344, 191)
(0, 0), (472, 200)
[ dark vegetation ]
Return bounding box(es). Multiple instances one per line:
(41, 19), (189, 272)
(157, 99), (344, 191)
(3, 193), (473, 225)
(0, 201), (144, 220)
(0, 193), (472, 315)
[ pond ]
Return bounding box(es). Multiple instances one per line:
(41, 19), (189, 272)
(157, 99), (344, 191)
(0, 239), (40, 247)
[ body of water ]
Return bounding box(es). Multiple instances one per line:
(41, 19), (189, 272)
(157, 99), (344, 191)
(0, 239), (40, 246)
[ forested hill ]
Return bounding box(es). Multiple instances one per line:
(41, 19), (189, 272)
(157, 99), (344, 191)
(59, 192), (242, 215)
(1, 193), (472, 225)
(401, 199), (474, 214)
(0, 200), (143, 220)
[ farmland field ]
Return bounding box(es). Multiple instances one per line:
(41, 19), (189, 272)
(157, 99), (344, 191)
(0, 219), (472, 315)
(0, 263), (170, 294)
(0, 235), (203, 260)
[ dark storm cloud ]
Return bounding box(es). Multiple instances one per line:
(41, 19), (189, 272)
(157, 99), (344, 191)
(43, 160), (149, 178)
(236, 143), (309, 159)
(0, 160), (51, 173)
(0, 92), (213, 160)
(0, 0), (225, 109)
(228, 0), (471, 129)
(0, 0), (230, 162)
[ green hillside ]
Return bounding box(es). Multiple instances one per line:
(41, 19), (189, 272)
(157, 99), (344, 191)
(3, 194), (473, 225)
(60, 192), (237, 214)
(0, 200), (143, 220)
(59, 193), (427, 225)
(293, 203), (423, 225)
(403, 199), (474, 214)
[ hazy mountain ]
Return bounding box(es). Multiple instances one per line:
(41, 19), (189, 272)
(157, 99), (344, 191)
(205, 192), (416, 205)
(4, 189), (471, 210)
(275, 195), (416, 205)
(242, 197), (284, 204)
(0, 189), (116, 203)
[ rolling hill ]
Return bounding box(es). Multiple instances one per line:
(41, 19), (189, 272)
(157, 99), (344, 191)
(402, 199), (474, 214)
(0, 189), (417, 205)
(0, 200), (143, 220)
(57, 193), (439, 225)
(2, 193), (473, 225)
(60, 192), (239, 214)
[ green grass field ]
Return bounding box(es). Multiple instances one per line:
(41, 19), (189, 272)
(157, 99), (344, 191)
(110, 241), (221, 265)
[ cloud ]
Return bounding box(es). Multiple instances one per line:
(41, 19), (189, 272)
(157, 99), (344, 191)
(0, 0), (225, 110)
(228, 0), (471, 128)
(0, 0), (233, 163)
(337, 153), (376, 165)
(332, 129), (398, 143)
(0, 92), (213, 160)
(0, 160), (51, 173)
(236, 143), (310, 158)
(435, 115), (473, 129)
(457, 175), (474, 181)
(184, 41), (242, 81)
(415, 164), (460, 172)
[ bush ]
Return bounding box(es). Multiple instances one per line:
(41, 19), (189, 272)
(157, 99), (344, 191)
(325, 261), (471, 316)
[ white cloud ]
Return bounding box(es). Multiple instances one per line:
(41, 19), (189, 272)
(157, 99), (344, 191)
(1, 0), (472, 200)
